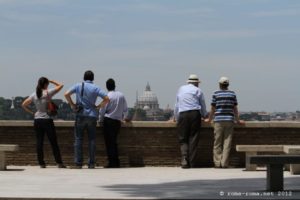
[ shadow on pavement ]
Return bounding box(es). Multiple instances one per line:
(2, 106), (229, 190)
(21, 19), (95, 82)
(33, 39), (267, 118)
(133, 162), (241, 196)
(103, 177), (300, 199)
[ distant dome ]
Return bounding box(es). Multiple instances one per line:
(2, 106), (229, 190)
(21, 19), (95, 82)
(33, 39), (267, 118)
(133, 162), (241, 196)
(143, 105), (150, 110)
(138, 83), (158, 104)
(135, 82), (160, 111)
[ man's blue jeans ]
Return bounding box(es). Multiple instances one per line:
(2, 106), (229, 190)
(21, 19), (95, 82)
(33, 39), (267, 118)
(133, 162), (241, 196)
(74, 116), (97, 166)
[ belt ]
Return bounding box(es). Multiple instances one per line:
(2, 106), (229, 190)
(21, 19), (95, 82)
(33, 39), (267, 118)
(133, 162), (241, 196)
(180, 110), (200, 114)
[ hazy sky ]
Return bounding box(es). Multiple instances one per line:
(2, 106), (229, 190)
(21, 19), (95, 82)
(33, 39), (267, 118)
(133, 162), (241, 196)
(0, 0), (299, 112)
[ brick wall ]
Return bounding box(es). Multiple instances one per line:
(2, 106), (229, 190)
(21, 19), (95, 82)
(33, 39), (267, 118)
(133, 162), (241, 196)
(0, 121), (300, 167)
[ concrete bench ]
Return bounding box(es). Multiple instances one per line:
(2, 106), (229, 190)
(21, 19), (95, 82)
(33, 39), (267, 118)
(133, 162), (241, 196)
(0, 144), (19, 170)
(236, 145), (284, 171)
(248, 155), (300, 191)
(283, 145), (300, 175)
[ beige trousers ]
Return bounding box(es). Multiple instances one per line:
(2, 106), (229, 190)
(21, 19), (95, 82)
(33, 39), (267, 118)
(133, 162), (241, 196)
(213, 122), (234, 167)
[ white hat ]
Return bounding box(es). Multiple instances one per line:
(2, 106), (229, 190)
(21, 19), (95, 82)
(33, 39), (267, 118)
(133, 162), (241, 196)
(219, 76), (229, 84)
(187, 74), (201, 83)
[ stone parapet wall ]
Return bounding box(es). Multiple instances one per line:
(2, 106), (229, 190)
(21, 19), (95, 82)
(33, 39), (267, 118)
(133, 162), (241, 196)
(0, 121), (300, 167)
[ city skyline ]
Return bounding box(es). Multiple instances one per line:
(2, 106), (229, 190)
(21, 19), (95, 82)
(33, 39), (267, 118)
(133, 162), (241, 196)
(0, 0), (300, 112)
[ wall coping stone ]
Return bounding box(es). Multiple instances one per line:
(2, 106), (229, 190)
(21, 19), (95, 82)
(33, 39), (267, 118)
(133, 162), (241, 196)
(0, 120), (300, 128)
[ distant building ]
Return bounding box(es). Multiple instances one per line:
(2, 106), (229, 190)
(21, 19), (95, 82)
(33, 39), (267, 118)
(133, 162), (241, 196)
(257, 112), (270, 121)
(10, 97), (15, 109)
(134, 83), (165, 121)
(296, 111), (300, 120)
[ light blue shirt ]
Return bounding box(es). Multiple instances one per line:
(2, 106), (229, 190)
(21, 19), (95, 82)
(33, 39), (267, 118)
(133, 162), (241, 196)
(99, 91), (128, 122)
(174, 84), (208, 120)
(68, 80), (107, 118)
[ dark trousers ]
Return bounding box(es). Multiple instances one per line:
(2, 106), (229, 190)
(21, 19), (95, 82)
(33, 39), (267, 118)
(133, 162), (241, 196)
(177, 110), (201, 167)
(34, 119), (63, 165)
(103, 117), (121, 167)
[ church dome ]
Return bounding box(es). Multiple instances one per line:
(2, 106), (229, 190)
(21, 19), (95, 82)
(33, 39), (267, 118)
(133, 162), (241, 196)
(138, 83), (158, 104)
(143, 105), (150, 110)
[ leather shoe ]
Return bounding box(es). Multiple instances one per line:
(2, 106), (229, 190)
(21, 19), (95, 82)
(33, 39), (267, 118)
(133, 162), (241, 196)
(181, 157), (190, 169)
(40, 164), (46, 168)
(70, 164), (82, 169)
(88, 164), (95, 169)
(104, 164), (120, 168)
(57, 163), (66, 168)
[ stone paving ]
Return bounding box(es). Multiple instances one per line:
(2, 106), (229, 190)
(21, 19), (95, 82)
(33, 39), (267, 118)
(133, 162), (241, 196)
(0, 166), (300, 199)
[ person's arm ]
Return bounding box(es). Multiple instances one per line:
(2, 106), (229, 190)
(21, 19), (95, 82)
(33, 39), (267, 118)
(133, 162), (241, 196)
(205, 93), (216, 123)
(64, 90), (76, 111)
(96, 96), (110, 109)
(95, 88), (110, 109)
(48, 80), (64, 96)
(234, 105), (245, 124)
(22, 97), (34, 115)
(173, 93), (179, 122)
(199, 93), (208, 119)
(205, 106), (215, 123)
(232, 93), (244, 124)
(99, 105), (107, 122)
(122, 97), (131, 122)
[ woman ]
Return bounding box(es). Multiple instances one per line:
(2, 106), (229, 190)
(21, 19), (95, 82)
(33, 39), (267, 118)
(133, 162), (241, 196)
(22, 77), (66, 168)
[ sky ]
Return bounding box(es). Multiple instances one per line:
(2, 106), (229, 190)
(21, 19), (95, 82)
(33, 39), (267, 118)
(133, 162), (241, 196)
(0, 0), (299, 112)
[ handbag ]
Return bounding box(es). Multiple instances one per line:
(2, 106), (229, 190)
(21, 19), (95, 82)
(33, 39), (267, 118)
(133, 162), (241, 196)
(47, 91), (58, 116)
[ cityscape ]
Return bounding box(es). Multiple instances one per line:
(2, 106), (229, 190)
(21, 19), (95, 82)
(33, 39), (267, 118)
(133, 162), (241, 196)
(0, 82), (299, 122)
(0, 1), (300, 199)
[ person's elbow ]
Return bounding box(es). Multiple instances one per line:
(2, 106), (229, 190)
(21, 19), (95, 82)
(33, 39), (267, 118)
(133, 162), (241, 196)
(21, 102), (26, 109)
(21, 100), (29, 110)
(64, 91), (70, 98)
(104, 96), (110, 103)
(55, 84), (64, 92)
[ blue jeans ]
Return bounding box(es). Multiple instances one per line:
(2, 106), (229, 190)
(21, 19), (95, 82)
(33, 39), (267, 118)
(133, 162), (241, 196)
(74, 116), (97, 166)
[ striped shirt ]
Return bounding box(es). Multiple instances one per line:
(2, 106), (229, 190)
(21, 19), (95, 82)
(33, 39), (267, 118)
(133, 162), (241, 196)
(211, 90), (238, 122)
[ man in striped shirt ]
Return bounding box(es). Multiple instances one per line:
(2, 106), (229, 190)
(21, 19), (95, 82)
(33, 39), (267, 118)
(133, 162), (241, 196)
(206, 77), (244, 168)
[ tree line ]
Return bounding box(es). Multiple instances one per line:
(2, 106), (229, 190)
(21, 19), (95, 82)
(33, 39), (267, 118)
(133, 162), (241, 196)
(0, 96), (172, 121)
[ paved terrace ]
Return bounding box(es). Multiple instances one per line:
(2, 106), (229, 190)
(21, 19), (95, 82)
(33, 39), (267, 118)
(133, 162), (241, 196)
(1, 121), (300, 199)
(0, 166), (300, 199)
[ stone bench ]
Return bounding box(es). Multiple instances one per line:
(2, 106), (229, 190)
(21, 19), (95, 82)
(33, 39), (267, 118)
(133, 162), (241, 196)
(283, 145), (300, 175)
(0, 144), (19, 170)
(236, 145), (284, 171)
(248, 155), (300, 191)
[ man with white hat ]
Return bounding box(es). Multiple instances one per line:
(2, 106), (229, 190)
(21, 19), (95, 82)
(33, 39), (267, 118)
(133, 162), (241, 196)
(206, 76), (244, 168)
(174, 74), (208, 168)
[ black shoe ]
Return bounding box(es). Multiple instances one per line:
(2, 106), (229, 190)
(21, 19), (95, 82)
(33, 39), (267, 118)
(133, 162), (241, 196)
(221, 165), (230, 169)
(40, 164), (46, 168)
(104, 164), (120, 168)
(181, 164), (190, 169)
(70, 164), (82, 169)
(88, 164), (95, 169)
(181, 157), (190, 169)
(57, 163), (66, 168)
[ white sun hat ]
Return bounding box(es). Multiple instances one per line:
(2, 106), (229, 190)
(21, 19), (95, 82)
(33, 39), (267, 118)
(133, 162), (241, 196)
(219, 76), (229, 84)
(187, 74), (201, 83)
